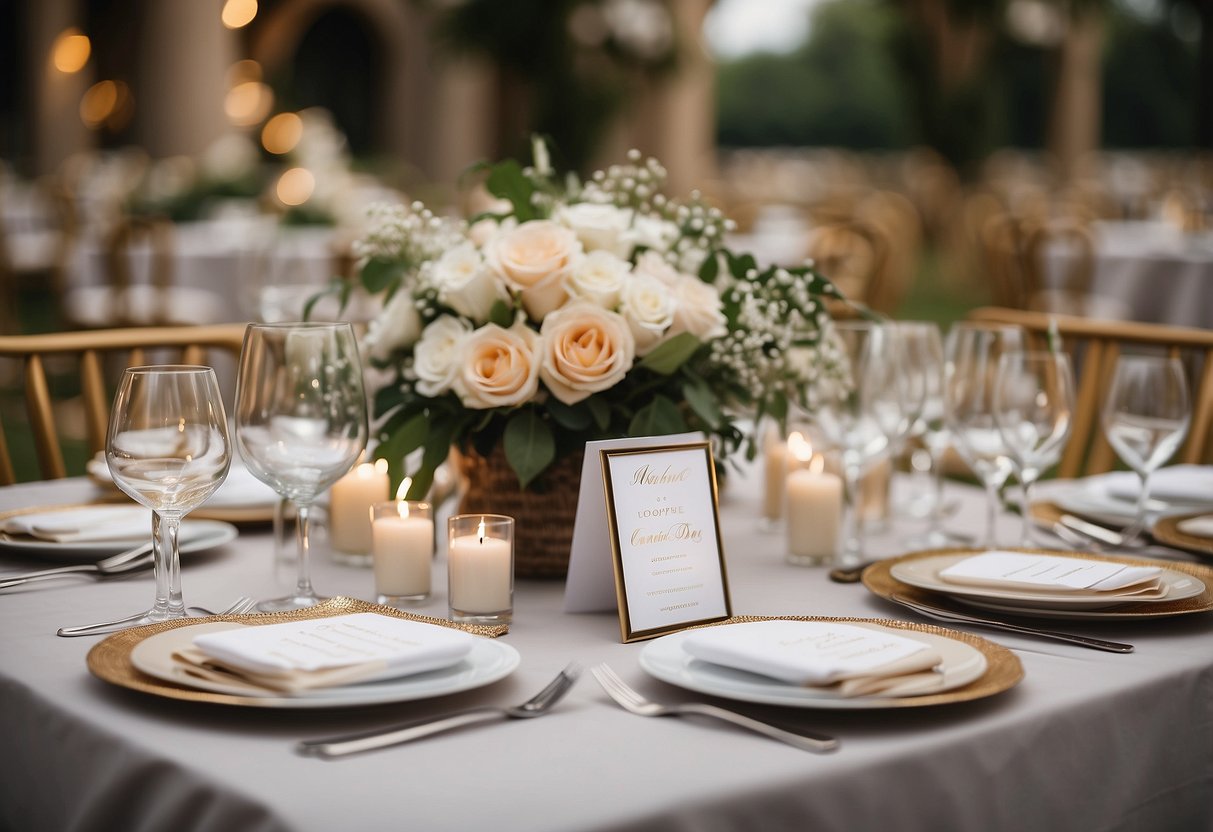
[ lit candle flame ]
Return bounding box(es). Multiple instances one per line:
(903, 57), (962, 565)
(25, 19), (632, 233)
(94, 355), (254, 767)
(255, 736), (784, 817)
(787, 431), (814, 464)
(396, 501), (410, 519)
(477, 518), (486, 544)
(395, 476), (412, 501)
(374, 458), (389, 475)
(355, 462), (375, 480)
(809, 454), (825, 475)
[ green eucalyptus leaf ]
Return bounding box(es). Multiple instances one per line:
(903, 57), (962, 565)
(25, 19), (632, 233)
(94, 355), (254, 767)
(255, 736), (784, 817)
(488, 299), (515, 328)
(628, 395), (688, 437)
(503, 408), (556, 489)
(683, 381), (723, 429)
(486, 160), (538, 222)
(638, 333), (702, 375)
(376, 411), (430, 488)
(547, 399), (593, 431)
(698, 251), (719, 283)
(586, 396), (611, 431)
(361, 258), (406, 293)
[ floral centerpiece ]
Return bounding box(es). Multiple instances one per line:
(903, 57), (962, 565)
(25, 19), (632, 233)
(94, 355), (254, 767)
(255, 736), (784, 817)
(344, 140), (847, 575)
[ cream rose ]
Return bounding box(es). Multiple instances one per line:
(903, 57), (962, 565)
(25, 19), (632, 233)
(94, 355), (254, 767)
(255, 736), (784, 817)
(454, 323), (540, 409)
(632, 250), (682, 286)
(555, 203), (633, 258)
(566, 250), (630, 309)
(484, 220), (581, 321)
(363, 287), (422, 361)
(668, 275), (727, 341)
(427, 243), (507, 323)
(624, 214), (680, 255)
(619, 273), (674, 355)
(538, 302), (635, 405)
(413, 315), (472, 397)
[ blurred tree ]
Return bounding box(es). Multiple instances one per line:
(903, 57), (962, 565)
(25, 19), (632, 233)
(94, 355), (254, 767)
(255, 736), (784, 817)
(716, 0), (910, 149)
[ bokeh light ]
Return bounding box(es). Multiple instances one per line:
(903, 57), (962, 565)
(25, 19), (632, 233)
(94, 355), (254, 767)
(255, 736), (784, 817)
(276, 168), (315, 206)
(221, 0), (258, 30)
(261, 112), (304, 155)
(224, 80), (273, 127)
(51, 28), (91, 74)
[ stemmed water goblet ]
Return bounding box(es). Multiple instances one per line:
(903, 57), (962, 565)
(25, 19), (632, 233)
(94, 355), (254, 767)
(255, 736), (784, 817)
(994, 350), (1075, 546)
(90, 365), (231, 633)
(235, 322), (368, 611)
(812, 320), (900, 565)
(944, 323), (1025, 549)
(1100, 355), (1190, 546)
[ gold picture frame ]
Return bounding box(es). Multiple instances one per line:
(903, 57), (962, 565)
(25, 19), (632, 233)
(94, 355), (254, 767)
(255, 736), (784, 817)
(600, 442), (732, 643)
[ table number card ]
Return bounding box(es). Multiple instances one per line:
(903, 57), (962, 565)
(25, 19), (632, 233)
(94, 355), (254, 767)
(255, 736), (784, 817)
(601, 442), (732, 642)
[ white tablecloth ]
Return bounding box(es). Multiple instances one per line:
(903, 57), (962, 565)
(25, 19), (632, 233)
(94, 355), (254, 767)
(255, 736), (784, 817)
(1, 469), (1212, 832)
(1045, 220), (1213, 329)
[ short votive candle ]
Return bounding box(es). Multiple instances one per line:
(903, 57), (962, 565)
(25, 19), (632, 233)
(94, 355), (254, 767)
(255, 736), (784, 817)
(371, 501), (433, 606)
(329, 459), (390, 557)
(447, 514), (514, 624)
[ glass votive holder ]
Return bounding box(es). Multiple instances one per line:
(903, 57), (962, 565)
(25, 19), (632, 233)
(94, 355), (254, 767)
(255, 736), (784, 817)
(371, 501), (433, 606)
(785, 458), (843, 567)
(447, 514), (514, 625)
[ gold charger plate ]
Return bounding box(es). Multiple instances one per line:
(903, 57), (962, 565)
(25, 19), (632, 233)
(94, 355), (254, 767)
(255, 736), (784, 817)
(87, 597), (509, 708)
(641, 614), (1023, 709)
(863, 547), (1213, 621)
(1153, 513), (1213, 558)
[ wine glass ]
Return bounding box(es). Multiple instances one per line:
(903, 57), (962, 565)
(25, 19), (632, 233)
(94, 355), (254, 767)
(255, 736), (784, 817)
(812, 320), (898, 565)
(1101, 355), (1190, 545)
(235, 322), (368, 611)
(944, 322), (1025, 549)
(895, 323), (952, 546)
(994, 350), (1075, 546)
(103, 365), (231, 629)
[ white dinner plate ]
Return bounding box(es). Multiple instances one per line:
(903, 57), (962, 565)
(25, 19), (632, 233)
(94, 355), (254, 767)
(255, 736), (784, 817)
(0, 518), (238, 561)
(638, 622), (987, 710)
(1043, 477), (1213, 526)
(889, 552), (1205, 611)
(130, 621), (520, 709)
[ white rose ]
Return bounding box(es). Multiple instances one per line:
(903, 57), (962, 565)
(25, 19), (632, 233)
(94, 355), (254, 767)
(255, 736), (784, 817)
(625, 214), (679, 255)
(413, 316), (472, 397)
(632, 250), (682, 286)
(566, 250), (630, 309)
(363, 288), (422, 361)
(538, 302), (635, 405)
(468, 215), (516, 247)
(555, 203), (633, 258)
(484, 220), (581, 321)
(454, 323), (540, 409)
(619, 274), (674, 355)
(668, 275), (727, 341)
(427, 242), (508, 323)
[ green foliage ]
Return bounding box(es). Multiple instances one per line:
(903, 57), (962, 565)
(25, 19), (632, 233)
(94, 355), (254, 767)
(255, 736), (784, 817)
(503, 408), (556, 488)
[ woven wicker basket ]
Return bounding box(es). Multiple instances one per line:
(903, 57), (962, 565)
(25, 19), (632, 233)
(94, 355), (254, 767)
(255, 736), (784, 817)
(455, 445), (584, 579)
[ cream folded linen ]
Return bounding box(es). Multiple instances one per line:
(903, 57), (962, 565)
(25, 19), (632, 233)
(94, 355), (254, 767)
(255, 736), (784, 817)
(88, 454), (277, 508)
(1177, 515), (1213, 539)
(682, 620), (943, 698)
(939, 552), (1163, 596)
(174, 613), (475, 694)
(1, 506), (150, 543)
(1102, 465), (1213, 506)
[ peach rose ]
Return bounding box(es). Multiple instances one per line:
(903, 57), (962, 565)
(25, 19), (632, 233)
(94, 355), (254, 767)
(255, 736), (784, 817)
(484, 220), (582, 321)
(454, 323), (540, 409)
(538, 302), (635, 405)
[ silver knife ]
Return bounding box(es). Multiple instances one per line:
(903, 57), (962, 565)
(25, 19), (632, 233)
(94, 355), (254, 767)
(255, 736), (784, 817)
(889, 593), (1135, 653)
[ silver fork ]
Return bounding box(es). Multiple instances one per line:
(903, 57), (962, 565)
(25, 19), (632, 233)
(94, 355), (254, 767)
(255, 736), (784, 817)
(0, 542), (153, 590)
(591, 664), (839, 753)
(56, 596), (258, 638)
(298, 662), (582, 759)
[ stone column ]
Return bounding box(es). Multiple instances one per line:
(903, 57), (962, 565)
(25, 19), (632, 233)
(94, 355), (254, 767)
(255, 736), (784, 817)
(28, 0), (94, 175)
(134, 0), (237, 158)
(1048, 8), (1104, 183)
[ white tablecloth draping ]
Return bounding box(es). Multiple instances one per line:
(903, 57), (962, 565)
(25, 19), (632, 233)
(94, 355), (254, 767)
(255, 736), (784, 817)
(1, 468), (1212, 832)
(1044, 220), (1213, 329)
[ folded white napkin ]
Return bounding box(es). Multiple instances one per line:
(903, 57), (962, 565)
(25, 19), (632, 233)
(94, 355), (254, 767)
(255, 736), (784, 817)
(682, 620), (943, 698)
(174, 613), (474, 694)
(939, 552), (1163, 596)
(1177, 515), (1213, 539)
(1, 506), (150, 543)
(1102, 465), (1213, 506)
(88, 454), (277, 508)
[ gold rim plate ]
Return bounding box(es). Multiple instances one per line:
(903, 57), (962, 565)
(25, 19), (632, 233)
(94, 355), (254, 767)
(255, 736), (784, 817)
(87, 597), (511, 708)
(640, 615), (1022, 709)
(1153, 513), (1213, 558)
(863, 547), (1213, 621)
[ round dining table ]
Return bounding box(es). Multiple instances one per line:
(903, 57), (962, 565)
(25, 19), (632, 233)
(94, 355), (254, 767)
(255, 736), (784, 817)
(1, 464), (1211, 832)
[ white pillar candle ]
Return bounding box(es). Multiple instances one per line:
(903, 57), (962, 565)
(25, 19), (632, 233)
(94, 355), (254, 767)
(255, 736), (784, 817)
(329, 460), (389, 554)
(786, 461), (843, 565)
(448, 533), (512, 615)
(372, 506), (434, 600)
(763, 438), (788, 521)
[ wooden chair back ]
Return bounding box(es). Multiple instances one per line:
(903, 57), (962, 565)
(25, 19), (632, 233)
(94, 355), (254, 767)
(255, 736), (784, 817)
(966, 307), (1213, 478)
(805, 220), (888, 313)
(0, 324), (247, 484)
(104, 215), (176, 325)
(1022, 217), (1096, 301)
